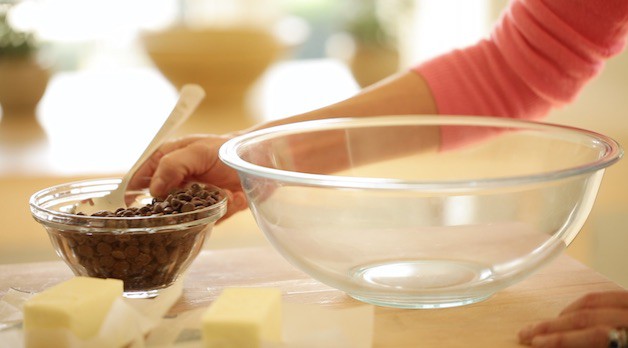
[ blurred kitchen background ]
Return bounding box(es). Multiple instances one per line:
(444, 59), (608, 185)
(1, 0), (627, 287)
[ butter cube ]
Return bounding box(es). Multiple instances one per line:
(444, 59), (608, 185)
(202, 287), (282, 348)
(23, 277), (123, 344)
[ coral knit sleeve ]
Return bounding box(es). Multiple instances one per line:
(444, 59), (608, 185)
(412, 0), (628, 148)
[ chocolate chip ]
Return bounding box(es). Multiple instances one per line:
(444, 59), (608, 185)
(177, 193), (193, 202)
(181, 202), (195, 212)
(96, 242), (112, 255)
(99, 255), (115, 267)
(111, 250), (126, 260)
(77, 244), (94, 257)
(124, 245), (140, 258)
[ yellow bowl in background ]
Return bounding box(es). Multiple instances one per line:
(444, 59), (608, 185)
(141, 26), (283, 109)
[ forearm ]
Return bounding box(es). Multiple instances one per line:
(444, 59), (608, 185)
(241, 70), (437, 133)
(231, 71), (439, 174)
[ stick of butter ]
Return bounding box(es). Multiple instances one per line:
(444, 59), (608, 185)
(202, 287), (282, 348)
(23, 276), (123, 347)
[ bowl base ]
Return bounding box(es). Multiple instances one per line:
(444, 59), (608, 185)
(348, 292), (492, 309)
(348, 259), (495, 309)
(123, 289), (161, 299)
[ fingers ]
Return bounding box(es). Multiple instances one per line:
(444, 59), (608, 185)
(561, 292), (628, 315)
(520, 309), (628, 342)
(149, 141), (218, 197)
(524, 326), (613, 348)
(128, 135), (214, 190)
(519, 291), (628, 348)
(216, 190), (248, 224)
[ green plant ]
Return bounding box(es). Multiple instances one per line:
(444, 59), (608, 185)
(0, 6), (37, 57)
(342, 0), (390, 46)
(341, 0), (413, 48)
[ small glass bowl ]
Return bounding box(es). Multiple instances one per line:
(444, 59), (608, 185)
(29, 178), (227, 298)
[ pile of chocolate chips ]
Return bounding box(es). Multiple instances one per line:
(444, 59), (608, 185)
(62, 183), (223, 291)
(78, 183), (221, 217)
(60, 226), (204, 291)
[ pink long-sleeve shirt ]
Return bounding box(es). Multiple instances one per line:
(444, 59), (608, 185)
(413, 0), (628, 148)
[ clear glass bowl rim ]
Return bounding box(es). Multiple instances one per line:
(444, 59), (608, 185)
(219, 115), (624, 190)
(29, 178), (228, 232)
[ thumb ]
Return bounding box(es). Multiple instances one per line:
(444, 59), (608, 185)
(148, 153), (192, 198)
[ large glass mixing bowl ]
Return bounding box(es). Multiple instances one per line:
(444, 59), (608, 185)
(219, 116), (622, 308)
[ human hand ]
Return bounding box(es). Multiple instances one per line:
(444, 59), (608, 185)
(128, 134), (248, 221)
(518, 291), (628, 347)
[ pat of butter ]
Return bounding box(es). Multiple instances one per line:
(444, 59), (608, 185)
(202, 287), (282, 348)
(23, 277), (123, 341)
